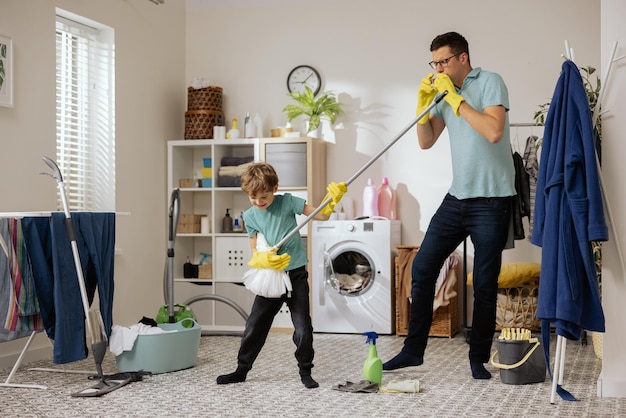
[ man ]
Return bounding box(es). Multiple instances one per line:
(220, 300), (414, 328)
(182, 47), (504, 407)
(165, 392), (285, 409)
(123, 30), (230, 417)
(384, 32), (515, 379)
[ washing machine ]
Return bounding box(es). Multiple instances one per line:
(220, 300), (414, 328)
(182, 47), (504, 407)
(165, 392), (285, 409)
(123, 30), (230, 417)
(311, 219), (401, 334)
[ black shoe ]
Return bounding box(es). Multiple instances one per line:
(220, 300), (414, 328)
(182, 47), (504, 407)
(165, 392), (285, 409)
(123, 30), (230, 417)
(470, 361), (492, 379)
(382, 352), (423, 370)
(301, 375), (319, 389)
(216, 370), (247, 385)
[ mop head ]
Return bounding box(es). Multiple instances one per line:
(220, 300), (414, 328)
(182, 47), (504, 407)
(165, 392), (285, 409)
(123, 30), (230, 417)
(71, 371), (152, 398)
(243, 233), (292, 298)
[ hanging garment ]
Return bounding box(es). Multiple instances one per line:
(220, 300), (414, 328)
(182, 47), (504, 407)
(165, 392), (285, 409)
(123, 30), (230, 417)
(21, 212), (116, 364)
(0, 218), (43, 333)
(523, 136), (540, 238)
(512, 151), (531, 239)
(530, 60), (607, 340)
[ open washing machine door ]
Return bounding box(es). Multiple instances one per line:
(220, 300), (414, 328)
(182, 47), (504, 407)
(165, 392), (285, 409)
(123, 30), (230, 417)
(323, 249), (374, 297)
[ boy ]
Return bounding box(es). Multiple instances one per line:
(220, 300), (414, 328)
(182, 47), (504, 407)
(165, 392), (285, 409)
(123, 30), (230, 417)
(216, 162), (346, 388)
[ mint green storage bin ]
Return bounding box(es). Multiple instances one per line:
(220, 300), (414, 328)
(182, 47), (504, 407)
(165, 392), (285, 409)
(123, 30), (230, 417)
(115, 319), (201, 374)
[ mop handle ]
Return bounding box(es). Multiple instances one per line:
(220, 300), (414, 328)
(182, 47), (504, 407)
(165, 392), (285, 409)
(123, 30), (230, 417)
(273, 91), (448, 249)
(41, 156), (95, 343)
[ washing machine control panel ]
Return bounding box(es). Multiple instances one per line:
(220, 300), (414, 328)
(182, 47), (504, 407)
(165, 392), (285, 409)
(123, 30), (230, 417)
(344, 221), (374, 233)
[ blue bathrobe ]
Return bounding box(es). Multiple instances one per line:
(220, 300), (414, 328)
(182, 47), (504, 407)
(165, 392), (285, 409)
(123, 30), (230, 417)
(530, 60), (607, 340)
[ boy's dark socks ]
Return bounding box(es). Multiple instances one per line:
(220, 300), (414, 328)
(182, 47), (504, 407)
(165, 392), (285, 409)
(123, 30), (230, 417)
(216, 370), (247, 385)
(470, 361), (492, 379)
(382, 351), (423, 370)
(301, 375), (319, 389)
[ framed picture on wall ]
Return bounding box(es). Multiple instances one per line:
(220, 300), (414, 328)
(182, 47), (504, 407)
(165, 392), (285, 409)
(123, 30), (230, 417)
(0, 34), (13, 108)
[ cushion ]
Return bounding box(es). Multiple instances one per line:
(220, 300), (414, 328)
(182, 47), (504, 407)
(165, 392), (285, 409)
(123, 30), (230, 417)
(467, 262), (541, 288)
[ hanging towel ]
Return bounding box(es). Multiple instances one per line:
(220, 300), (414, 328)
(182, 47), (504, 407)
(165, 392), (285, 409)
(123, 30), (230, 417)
(0, 219), (43, 333)
(21, 212), (116, 364)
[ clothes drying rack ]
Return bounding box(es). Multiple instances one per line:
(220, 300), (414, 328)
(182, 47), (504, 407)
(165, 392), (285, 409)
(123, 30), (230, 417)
(0, 210), (129, 390)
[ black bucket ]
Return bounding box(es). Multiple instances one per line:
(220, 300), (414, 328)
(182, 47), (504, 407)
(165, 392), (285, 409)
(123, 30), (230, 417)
(490, 338), (546, 385)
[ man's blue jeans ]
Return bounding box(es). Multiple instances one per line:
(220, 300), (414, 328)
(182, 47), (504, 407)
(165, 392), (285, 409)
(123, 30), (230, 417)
(403, 193), (511, 363)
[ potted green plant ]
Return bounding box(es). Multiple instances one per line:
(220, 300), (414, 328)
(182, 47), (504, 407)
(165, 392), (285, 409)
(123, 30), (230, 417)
(282, 86), (343, 135)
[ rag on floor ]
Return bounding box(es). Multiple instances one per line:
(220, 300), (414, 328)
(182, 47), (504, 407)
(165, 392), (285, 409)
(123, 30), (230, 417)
(332, 380), (379, 393)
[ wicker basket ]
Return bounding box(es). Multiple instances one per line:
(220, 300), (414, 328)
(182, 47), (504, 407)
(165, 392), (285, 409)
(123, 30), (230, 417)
(177, 214), (202, 233)
(395, 246), (459, 337)
(496, 280), (540, 330)
(184, 110), (224, 140)
(187, 86), (223, 111)
(198, 264), (212, 280)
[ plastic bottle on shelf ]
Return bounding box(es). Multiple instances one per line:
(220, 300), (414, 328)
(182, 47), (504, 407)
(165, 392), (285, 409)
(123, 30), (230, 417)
(377, 177), (397, 220)
(227, 118), (239, 139)
(362, 178), (378, 218)
(222, 208), (233, 232)
(244, 112), (255, 138)
(240, 211), (247, 233)
(254, 112), (263, 138)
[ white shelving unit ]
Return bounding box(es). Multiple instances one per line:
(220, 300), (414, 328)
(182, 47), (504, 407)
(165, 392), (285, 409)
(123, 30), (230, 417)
(167, 137), (326, 332)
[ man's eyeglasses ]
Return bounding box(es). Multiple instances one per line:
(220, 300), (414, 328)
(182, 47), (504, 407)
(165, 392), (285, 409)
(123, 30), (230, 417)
(428, 52), (463, 70)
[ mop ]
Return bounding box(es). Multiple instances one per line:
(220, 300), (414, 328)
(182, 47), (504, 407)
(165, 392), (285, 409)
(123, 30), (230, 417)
(40, 156), (135, 397)
(243, 91), (448, 293)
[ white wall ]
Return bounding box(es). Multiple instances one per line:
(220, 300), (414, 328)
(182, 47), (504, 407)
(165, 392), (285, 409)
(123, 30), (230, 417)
(598, 0), (626, 398)
(186, 0), (599, 265)
(0, 0), (185, 367)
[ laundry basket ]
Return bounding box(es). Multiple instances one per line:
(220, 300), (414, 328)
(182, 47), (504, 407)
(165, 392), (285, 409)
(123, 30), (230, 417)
(115, 319), (201, 374)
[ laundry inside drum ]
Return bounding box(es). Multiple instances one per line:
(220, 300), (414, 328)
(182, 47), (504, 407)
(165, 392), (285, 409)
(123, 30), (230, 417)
(331, 250), (374, 296)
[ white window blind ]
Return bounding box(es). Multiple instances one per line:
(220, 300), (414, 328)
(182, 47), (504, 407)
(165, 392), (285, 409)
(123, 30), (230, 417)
(55, 12), (115, 211)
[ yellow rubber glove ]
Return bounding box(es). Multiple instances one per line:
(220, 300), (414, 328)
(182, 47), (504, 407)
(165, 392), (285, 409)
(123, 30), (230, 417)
(416, 72), (437, 124)
(433, 74), (464, 116)
(320, 181), (348, 216)
(248, 250), (291, 270)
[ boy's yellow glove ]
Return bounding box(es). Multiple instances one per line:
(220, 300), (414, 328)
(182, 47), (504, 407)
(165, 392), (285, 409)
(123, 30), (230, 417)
(416, 72), (437, 124)
(248, 250), (291, 270)
(433, 74), (464, 116)
(320, 181), (348, 216)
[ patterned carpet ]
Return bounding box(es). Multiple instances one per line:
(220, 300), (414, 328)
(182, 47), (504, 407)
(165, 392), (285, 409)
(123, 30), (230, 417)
(2, 331), (625, 417)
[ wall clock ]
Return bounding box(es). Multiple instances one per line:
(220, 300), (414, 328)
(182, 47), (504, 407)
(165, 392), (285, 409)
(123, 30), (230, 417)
(287, 65), (321, 96)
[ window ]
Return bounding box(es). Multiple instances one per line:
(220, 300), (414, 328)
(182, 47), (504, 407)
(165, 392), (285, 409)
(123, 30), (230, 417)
(56, 10), (115, 211)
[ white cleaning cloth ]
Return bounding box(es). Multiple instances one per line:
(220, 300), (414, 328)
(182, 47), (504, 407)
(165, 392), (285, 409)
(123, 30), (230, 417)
(380, 379), (421, 393)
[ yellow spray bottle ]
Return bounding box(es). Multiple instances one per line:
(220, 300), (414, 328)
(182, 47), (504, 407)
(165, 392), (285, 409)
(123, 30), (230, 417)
(362, 331), (382, 386)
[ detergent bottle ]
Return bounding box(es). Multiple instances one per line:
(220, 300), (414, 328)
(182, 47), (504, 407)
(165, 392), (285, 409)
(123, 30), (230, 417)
(362, 178), (378, 218)
(362, 331), (382, 386)
(377, 177), (397, 220)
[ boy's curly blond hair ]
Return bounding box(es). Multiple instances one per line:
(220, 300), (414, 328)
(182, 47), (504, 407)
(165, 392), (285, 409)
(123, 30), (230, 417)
(240, 162), (279, 195)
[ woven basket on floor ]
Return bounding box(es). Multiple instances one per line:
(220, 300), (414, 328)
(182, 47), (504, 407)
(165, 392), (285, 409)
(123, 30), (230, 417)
(395, 246), (459, 337)
(591, 331), (603, 359)
(495, 280), (540, 330)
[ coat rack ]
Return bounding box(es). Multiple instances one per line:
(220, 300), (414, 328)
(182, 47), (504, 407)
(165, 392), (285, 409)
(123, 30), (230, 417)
(548, 40), (624, 405)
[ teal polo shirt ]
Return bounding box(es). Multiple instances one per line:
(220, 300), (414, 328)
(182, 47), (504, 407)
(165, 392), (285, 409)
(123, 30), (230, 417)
(431, 68), (516, 199)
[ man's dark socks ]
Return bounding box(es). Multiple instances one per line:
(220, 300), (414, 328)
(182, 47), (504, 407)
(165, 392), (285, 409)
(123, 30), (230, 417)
(216, 370), (247, 384)
(382, 352), (424, 370)
(470, 361), (492, 379)
(301, 375), (319, 389)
